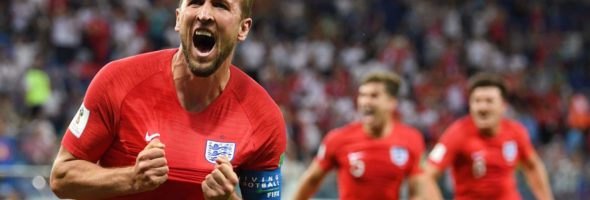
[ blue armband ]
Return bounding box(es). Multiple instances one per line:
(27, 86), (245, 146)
(238, 168), (281, 200)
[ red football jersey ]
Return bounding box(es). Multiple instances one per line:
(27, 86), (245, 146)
(428, 116), (535, 200)
(62, 49), (286, 199)
(316, 121), (425, 200)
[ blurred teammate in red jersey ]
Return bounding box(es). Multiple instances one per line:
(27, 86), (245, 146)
(424, 73), (553, 200)
(50, 0), (286, 199)
(293, 72), (430, 200)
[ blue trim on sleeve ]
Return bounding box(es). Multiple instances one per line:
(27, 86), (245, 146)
(238, 168), (281, 200)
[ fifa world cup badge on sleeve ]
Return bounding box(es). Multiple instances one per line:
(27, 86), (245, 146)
(429, 144), (446, 163)
(238, 168), (281, 200)
(68, 104), (90, 138)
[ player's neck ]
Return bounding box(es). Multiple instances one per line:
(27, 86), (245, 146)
(364, 118), (393, 138)
(479, 126), (499, 137)
(171, 51), (231, 112)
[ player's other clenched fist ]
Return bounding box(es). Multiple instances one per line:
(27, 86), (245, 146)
(132, 139), (168, 192)
(202, 156), (239, 200)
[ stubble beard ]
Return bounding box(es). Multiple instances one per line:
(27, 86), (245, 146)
(181, 37), (234, 77)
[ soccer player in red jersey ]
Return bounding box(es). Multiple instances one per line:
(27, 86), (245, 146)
(423, 73), (553, 200)
(293, 72), (429, 200)
(49, 0), (286, 199)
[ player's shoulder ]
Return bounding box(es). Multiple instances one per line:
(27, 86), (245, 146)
(96, 49), (174, 85)
(229, 65), (269, 99)
(229, 66), (282, 123)
(395, 122), (423, 138)
(437, 116), (473, 143)
(105, 49), (174, 73)
(323, 122), (363, 143)
(446, 116), (474, 134)
(394, 122), (425, 147)
(501, 118), (528, 136)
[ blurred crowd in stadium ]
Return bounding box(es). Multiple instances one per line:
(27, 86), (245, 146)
(0, 0), (589, 199)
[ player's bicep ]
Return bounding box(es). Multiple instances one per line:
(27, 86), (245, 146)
(237, 168), (281, 200)
(62, 69), (117, 162)
(314, 131), (340, 171)
(53, 146), (80, 166)
(519, 151), (541, 170)
(427, 142), (455, 171)
(408, 134), (426, 175)
(63, 103), (114, 162)
(314, 143), (334, 171)
(516, 128), (535, 161)
(245, 116), (287, 170)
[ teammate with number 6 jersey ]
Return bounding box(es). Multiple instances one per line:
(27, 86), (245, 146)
(293, 72), (431, 200)
(423, 73), (553, 200)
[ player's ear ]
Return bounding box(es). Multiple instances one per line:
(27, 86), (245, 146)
(501, 100), (508, 113)
(384, 94), (397, 111)
(174, 8), (181, 32)
(237, 18), (252, 41)
(389, 97), (398, 110)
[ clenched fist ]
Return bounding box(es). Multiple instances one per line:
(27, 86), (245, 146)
(132, 139), (169, 192)
(202, 156), (239, 200)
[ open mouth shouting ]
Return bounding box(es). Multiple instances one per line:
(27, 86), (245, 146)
(193, 29), (216, 57)
(360, 107), (378, 123)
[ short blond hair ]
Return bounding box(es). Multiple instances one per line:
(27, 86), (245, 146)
(361, 72), (401, 97)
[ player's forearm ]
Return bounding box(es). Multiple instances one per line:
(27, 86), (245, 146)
(51, 159), (136, 199)
(421, 164), (444, 200)
(293, 171), (324, 200)
(408, 174), (434, 200)
(523, 162), (553, 200)
(293, 161), (327, 200)
(408, 175), (421, 200)
(421, 175), (444, 200)
(293, 181), (321, 200)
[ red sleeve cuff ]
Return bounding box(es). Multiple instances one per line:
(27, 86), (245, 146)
(62, 130), (95, 162)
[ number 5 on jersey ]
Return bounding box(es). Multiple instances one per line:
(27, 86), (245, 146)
(348, 152), (365, 178)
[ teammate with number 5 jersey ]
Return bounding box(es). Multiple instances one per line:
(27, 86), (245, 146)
(423, 73), (553, 200)
(293, 72), (432, 200)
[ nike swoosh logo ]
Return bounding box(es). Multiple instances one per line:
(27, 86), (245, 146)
(145, 132), (160, 141)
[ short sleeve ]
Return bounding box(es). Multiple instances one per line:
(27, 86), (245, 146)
(237, 107), (287, 200)
(240, 112), (287, 170)
(315, 131), (338, 171)
(428, 124), (460, 171)
(513, 122), (535, 161)
(62, 67), (117, 163)
(408, 130), (426, 176)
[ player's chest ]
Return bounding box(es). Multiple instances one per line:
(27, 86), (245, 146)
(115, 95), (253, 169)
(335, 141), (412, 179)
(459, 136), (519, 176)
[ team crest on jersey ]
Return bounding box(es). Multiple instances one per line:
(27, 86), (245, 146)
(390, 147), (409, 166)
(205, 140), (236, 164)
(503, 141), (517, 162)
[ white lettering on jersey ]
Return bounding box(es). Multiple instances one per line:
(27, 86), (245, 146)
(68, 103), (90, 138)
(471, 151), (486, 178)
(429, 144), (446, 163)
(348, 152), (365, 178)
